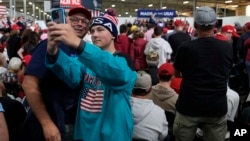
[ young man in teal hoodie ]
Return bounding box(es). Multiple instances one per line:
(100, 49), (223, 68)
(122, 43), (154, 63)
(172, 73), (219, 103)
(46, 8), (137, 141)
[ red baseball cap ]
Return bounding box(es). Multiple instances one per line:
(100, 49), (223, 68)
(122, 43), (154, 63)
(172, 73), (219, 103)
(174, 19), (184, 27)
(221, 25), (239, 38)
(68, 6), (92, 20)
(158, 63), (174, 76)
(244, 22), (250, 31)
(163, 27), (168, 34)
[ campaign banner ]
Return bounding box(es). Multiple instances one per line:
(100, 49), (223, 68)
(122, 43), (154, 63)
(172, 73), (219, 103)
(60, 0), (82, 8)
(51, 0), (102, 10)
(137, 9), (177, 18)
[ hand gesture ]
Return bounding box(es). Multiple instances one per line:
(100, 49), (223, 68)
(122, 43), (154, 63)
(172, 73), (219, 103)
(47, 22), (81, 50)
(42, 121), (61, 141)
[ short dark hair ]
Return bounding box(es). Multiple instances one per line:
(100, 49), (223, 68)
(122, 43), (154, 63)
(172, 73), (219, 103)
(146, 23), (155, 29)
(132, 88), (151, 96)
(154, 26), (163, 36)
(195, 22), (215, 32)
(127, 23), (132, 28)
(158, 74), (172, 82)
(119, 24), (128, 34)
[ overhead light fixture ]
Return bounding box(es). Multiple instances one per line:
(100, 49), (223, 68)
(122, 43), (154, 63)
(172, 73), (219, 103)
(111, 4), (115, 7)
(121, 0), (125, 1)
(183, 1), (189, 4)
(196, 6), (199, 9)
(29, 2), (32, 5)
(36, 7), (39, 9)
(225, 0), (232, 3)
(162, 7), (167, 9)
(20, 9), (23, 12)
(135, 9), (138, 11)
(118, 14), (121, 17)
(231, 5), (238, 8)
(125, 12), (129, 14)
(148, 4), (153, 7)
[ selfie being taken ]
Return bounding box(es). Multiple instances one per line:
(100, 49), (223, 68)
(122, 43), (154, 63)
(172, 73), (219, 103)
(0, 0), (250, 141)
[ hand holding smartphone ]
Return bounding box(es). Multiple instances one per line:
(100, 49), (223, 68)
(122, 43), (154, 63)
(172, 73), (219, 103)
(51, 8), (66, 24)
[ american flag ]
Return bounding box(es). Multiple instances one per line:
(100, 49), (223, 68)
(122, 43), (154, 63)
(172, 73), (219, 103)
(0, 5), (6, 15)
(186, 26), (195, 36)
(80, 88), (104, 112)
(90, 10), (101, 18)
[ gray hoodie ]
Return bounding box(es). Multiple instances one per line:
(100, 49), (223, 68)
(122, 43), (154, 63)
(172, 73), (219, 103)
(149, 84), (178, 114)
(144, 38), (172, 68)
(131, 97), (168, 141)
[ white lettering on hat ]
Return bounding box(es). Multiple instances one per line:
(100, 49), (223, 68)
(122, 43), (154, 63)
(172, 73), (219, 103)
(93, 18), (103, 24)
(103, 23), (113, 32)
(93, 18), (113, 32)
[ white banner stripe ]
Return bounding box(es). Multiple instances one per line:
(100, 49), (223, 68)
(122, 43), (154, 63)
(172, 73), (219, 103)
(81, 103), (102, 108)
(81, 106), (101, 112)
(81, 99), (103, 105)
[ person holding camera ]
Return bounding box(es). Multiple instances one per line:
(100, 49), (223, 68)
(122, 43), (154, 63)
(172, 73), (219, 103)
(20, 6), (92, 141)
(45, 8), (137, 141)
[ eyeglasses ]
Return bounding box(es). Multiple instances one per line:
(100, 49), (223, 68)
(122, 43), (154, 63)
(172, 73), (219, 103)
(69, 17), (89, 25)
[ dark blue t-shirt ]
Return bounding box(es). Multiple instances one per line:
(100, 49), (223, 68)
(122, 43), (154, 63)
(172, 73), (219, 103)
(22, 40), (80, 141)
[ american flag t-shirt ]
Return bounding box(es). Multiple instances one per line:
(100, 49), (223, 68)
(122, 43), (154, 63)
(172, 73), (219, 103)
(80, 88), (104, 113)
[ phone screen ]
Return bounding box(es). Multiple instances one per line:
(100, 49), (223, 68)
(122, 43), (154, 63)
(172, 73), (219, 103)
(51, 8), (66, 24)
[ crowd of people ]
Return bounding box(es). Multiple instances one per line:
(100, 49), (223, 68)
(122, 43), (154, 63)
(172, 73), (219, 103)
(0, 5), (250, 141)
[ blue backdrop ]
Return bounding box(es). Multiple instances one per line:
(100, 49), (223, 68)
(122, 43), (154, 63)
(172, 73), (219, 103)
(137, 9), (177, 18)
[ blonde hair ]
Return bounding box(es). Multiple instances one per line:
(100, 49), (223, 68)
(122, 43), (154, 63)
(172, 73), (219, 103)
(8, 57), (22, 72)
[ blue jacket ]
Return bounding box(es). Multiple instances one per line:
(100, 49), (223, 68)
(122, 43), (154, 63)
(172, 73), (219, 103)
(46, 42), (137, 141)
(0, 102), (3, 112)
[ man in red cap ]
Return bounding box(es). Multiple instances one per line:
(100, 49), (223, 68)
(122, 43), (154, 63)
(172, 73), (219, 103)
(149, 63), (178, 114)
(21, 6), (92, 141)
(163, 19), (185, 41)
(215, 25), (239, 41)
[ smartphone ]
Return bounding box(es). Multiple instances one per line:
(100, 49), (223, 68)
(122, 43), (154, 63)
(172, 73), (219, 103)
(51, 8), (66, 24)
